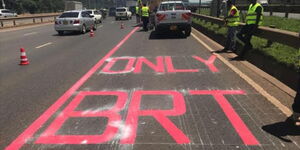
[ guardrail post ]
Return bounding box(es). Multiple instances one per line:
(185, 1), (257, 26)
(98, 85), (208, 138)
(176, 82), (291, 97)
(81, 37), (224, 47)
(0, 21), (3, 27)
(285, 5), (289, 18)
(33, 18), (35, 23)
(13, 20), (16, 26)
(40, 17), (43, 23)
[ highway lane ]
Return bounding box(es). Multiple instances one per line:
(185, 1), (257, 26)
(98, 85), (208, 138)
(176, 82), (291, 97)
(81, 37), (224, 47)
(0, 17), (135, 149)
(1, 17), (300, 150)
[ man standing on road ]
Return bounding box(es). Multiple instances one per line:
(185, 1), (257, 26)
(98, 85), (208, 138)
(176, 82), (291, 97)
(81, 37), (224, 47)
(141, 3), (150, 31)
(217, 0), (240, 53)
(136, 6), (141, 25)
(290, 75), (300, 126)
(233, 0), (263, 60)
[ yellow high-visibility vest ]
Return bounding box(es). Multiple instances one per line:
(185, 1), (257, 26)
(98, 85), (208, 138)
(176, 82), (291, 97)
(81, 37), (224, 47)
(142, 6), (149, 17)
(246, 3), (263, 25)
(226, 5), (240, 27)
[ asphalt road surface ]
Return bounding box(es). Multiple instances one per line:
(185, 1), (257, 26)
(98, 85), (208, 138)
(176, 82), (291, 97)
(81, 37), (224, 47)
(1, 17), (300, 150)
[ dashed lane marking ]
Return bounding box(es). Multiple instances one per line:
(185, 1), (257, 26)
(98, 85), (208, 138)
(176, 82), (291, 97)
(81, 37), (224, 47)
(191, 32), (292, 117)
(35, 42), (52, 49)
(24, 32), (37, 36)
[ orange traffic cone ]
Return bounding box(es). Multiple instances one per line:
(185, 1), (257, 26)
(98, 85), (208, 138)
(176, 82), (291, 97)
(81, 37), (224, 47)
(120, 22), (124, 29)
(90, 26), (94, 37)
(19, 48), (29, 65)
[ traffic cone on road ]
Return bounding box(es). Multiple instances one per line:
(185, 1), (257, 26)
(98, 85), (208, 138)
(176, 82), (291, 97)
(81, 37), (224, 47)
(90, 26), (94, 37)
(120, 22), (124, 29)
(19, 48), (29, 65)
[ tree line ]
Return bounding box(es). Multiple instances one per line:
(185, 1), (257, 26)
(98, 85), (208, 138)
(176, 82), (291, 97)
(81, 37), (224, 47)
(1, 0), (65, 14)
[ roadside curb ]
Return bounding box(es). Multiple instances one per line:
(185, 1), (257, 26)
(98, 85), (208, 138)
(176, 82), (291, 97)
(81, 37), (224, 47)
(191, 28), (294, 117)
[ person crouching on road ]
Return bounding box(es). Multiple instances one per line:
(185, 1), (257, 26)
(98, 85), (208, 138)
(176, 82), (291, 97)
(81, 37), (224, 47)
(233, 0), (263, 60)
(141, 3), (150, 31)
(217, 0), (240, 53)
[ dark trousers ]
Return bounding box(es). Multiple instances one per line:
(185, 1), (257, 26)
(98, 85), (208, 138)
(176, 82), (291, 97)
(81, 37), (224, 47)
(225, 26), (237, 51)
(292, 75), (300, 113)
(236, 24), (258, 57)
(142, 16), (149, 31)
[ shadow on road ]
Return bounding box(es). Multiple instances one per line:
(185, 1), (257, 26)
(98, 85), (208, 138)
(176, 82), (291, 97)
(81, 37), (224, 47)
(148, 30), (187, 40)
(262, 118), (300, 142)
(52, 31), (84, 36)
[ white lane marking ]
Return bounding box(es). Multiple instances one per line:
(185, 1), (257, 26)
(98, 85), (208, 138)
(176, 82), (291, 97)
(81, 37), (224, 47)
(35, 42), (52, 49)
(111, 21), (115, 24)
(191, 32), (292, 116)
(23, 32), (37, 36)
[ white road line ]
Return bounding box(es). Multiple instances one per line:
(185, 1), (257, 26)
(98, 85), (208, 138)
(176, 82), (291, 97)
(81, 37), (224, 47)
(24, 32), (37, 36)
(191, 32), (292, 116)
(35, 42), (52, 49)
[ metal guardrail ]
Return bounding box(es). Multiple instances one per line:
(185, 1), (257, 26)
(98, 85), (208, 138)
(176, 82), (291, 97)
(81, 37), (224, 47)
(190, 5), (300, 18)
(0, 14), (60, 28)
(192, 13), (300, 49)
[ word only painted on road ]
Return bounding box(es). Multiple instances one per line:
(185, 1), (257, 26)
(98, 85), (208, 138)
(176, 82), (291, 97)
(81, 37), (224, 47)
(99, 55), (219, 74)
(35, 90), (259, 146)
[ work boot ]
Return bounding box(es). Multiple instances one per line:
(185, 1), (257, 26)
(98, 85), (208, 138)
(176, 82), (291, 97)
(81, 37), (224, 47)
(289, 113), (300, 126)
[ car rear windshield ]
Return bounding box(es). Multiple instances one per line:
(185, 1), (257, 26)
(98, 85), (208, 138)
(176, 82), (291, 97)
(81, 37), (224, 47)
(59, 12), (79, 18)
(159, 3), (185, 11)
(1, 10), (10, 13)
(116, 9), (126, 12)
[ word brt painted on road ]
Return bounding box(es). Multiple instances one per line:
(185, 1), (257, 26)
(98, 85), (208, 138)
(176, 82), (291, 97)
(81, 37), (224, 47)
(35, 90), (259, 145)
(100, 55), (219, 74)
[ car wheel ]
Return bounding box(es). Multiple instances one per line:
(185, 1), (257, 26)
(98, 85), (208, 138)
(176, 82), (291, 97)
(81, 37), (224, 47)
(58, 31), (64, 35)
(81, 24), (86, 34)
(184, 27), (191, 37)
(93, 24), (97, 31)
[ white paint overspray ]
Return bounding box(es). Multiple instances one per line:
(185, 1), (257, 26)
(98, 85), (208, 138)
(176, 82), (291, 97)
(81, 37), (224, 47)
(109, 121), (132, 140)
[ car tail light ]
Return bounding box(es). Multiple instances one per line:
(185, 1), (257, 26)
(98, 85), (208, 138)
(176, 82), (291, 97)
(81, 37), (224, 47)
(156, 13), (166, 22)
(182, 12), (192, 20)
(74, 19), (80, 24)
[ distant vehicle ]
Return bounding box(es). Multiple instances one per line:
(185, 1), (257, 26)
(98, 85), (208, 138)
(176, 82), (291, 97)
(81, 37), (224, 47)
(65, 1), (83, 11)
(54, 10), (96, 35)
(109, 7), (116, 16)
(115, 7), (132, 20)
(258, 0), (268, 6)
(154, 1), (192, 37)
(0, 9), (18, 18)
(100, 9), (108, 19)
(85, 9), (102, 23)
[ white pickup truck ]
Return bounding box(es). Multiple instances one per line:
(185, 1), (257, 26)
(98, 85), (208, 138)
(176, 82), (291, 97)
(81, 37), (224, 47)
(154, 1), (192, 36)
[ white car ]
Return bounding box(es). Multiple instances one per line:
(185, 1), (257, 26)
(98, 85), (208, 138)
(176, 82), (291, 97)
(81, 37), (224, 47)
(85, 9), (102, 23)
(115, 7), (132, 20)
(0, 9), (18, 18)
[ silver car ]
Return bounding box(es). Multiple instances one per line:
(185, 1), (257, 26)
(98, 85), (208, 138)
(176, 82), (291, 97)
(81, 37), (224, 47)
(0, 9), (18, 18)
(55, 10), (96, 35)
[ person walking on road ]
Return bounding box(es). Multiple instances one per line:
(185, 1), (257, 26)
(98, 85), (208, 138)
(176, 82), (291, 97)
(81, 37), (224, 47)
(290, 75), (300, 126)
(141, 3), (150, 31)
(233, 0), (263, 60)
(217, 0), (240, 53)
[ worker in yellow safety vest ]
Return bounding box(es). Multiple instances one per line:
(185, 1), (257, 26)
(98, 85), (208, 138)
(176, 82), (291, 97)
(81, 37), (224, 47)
(216, 0), (240, 53)
(136, 6), (141, 24)
(141, 3), (150, 31)
(233, 0), (263, 60)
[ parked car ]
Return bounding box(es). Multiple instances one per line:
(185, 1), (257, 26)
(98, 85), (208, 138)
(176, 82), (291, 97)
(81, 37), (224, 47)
(115, 7), (132, 20)
(54, 10), (96, 35)
(85, 9), (102, 23)
(0, 9), (18, 18)
(154, 1), (192, 37)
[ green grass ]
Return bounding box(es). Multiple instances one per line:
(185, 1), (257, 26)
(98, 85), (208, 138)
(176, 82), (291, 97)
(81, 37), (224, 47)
(192, 18), (300, 70)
